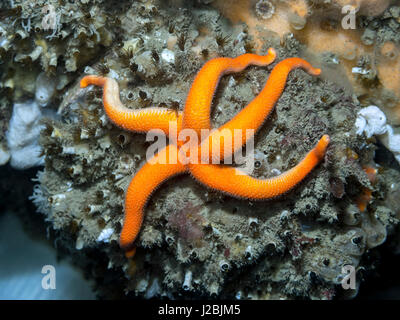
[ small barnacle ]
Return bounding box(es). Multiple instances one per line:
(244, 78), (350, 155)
(144, 22), (153, 33)
(72, 127), (83, 144)
(319, 94), (330, 105)
(168, 21), (175, 34)
(67, 164), (83, 177)
(201, 48), (209, 59)
(62, 146), (76, 155)
(95, 190), (107, 202)
(133, 154), (141, 162)
(212, 226), (221, 237)
(244, 40), (256, 53)
(119, 46), (135, 66)
(168, 101), (181, 119)
(48, 193), (66, 205)
(85, 89), (100, 102)
(248, 217), (258, 228)
(288, 12), (307, 31)
(68, 220), (79, 235)
(219, 261), (230, 272)
(351, 235), (363, 245)
(87, 127), (97, 139)
(216, 33), (231, 49)
(95, 63), (110, 76)
(190, 250), (198, 259)
(182, 270), (192, 291)
(165, 234), (175, 245)
(129, 62), (138, 73)
(308, 271), (318, 283)
(266, 242), (276, 252)
(361, 29), (376, 46)
(82, 157), (88, 166)
(209, 283), (219, 297)
(235, 291), (242, 300)
(280, 210), (289, 220)
(67, 167), (75, 176)
(343, 204), (361, 226)
(245, 245), (252, 260)
(80, 128), (90, 140)
(170, 100), (180, 111)
(380, 41), (398, 61)
(151, 50), (159, 63)
(255, 0), (275, 20)
(43, 122), (54, 136)
(232, 71), (247, 83)
(85, 204), (102, 215)
(150, 6), (158, 15)
(120, 154), (133, 166)
(161, 48), (175, 64)
(288, 157), (297, 167)
(177, 33), (187, 51)
(139, 90), (147, 100)
(235, 233), (243, 241)
(126, 91), (135, 100)
(46, 142), (62, 155)
(267, 152), (276, 163)
(329, 176), (345, 199)
(274, 123), (286, 134)
(97, 218), (106, 229)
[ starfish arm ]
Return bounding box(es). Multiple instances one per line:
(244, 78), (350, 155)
(203, 58), (321, 162)
(182, 49), (276, 136)
(80, 75), (183, 134)
(120, 144), (186, 256)
(189, 135), (329, 199)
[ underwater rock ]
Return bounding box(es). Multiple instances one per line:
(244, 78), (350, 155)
(1, 0), (398, 300)
(32, 27), (399, 298)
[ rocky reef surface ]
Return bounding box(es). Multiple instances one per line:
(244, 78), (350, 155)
(1, 0), (400, 299)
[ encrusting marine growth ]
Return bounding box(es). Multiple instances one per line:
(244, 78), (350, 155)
(80, 50), (329, 258)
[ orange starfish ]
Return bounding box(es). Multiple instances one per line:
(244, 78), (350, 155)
(80, 51), (328, 257)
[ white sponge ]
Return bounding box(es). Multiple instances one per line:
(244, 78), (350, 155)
(356, 105), (400, 165)
(355, 105), (388, 138)
(6, 101), (44, 169)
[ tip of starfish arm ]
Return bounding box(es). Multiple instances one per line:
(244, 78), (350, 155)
(80, 75), (106, 88)
(320, 134), (330, 146)
(80, 75), (97, 88)
(267, 47), (277, 58)
(314, 134), (330, 159)
(124, 247), (136, 258)
(80, 77), (89, 88)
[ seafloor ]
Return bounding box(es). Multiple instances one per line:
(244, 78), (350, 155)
(1, 0), (400, 299)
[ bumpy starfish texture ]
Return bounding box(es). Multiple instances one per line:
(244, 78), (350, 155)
(80, 51), (328, 257)
(80, 75), (183, 135)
